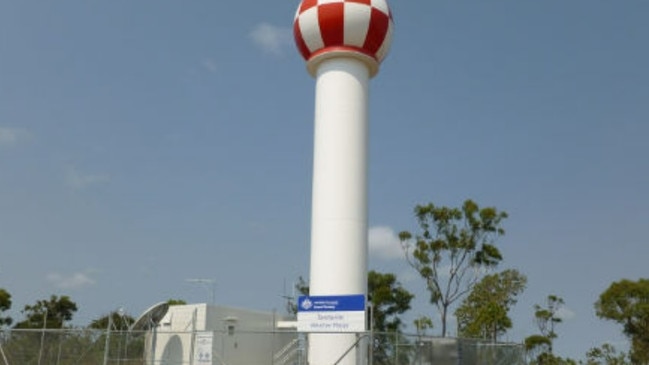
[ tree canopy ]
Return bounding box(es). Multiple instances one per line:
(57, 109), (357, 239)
(455, 269), (527, 342)
(167, 299), (187, 306)
(585, 343), (629, 365)
(89, 310), (135, 331)
(399, 199), (508, 336)
(595, 278), (649, 364)
(367, 270), (414, 365)
(413, 316), (433, 337)
(13, 295), (78, 329)
(525, 294), (565, 363)
(368, 270), (414, 333)
(0, 288), (12, 327)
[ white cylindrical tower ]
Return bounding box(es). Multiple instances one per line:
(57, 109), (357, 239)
(293, 1), (393, 365)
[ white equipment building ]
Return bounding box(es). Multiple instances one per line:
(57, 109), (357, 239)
(139, 303), (299, 365)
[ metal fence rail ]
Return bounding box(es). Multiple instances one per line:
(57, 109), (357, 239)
(0, 329), (525, 365)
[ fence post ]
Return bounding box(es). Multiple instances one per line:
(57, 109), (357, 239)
(103, 313), (113, 365)
(38, 309), (47, 365)
(0, 335), (9, 365)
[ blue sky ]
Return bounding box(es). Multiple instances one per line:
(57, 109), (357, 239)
(1, 0), (647, 360)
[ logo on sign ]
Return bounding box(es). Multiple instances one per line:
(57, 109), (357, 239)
(300, 297), (313, 311)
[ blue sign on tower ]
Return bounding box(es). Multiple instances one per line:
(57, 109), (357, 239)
(297, 295), (366, 332)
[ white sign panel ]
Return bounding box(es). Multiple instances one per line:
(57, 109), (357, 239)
(193, 331), (213, 364)
(297, 295), (366, 332)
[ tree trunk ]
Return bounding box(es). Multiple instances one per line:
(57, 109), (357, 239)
(441, 305), (448, 337)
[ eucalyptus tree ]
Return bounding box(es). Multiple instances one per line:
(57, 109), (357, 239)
(89, 311), (135, 331)
(166, 299), (187, 306)
(595, 278), (649, 364)
(413, 316), (433, 337)
(399, 199), (508, 336)
(525, 294), (565, 362)
(368, 271), (414, 365)
(585, 343), (629, 365)
(455, 269), (527, 342)
(0, 288), (11, 327)
(14, 295), (78, 329)
(89, 310), (141, 364)
(8, 295), (78, 364)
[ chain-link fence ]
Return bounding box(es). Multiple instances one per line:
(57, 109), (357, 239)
(0, 329), (525, 365)
(370, 334), (526, 365)
(0, 329), (147, 365)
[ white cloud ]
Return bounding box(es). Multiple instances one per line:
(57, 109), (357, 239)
(0, 127), (28, 146)
(369, 226), (404, 260)
(201, 58), (218, 74)
(556, 306), (576, 321)
(47, 272), (96, 290)
(65, 166), (109, 189)
(249, 23), (292, 56)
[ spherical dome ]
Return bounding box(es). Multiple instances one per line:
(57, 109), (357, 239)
(294, 0), (394, 76)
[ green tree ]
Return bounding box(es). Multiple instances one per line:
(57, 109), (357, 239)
(529, 353), (577, 365)
(455, 269), (527, 342)
(525, 294), (565, 363)
(0, 288), (12, 327)
(584, 343), (629, 365)
(89, 310), (142, 364)
(14, 295), (78, 329)
(595, 278), (649, 364)
(399, 199), (508, 336)
(167, 299), (187, 306)
(368, 271), (414, 333)
(8, 296), (82, 364)
(89, 311), (135, 331)
(368, 270), (414, 365)
(413, 316), (433, 336)
(526, 335), (553, 361)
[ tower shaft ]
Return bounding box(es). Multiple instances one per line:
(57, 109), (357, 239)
(309, 56), (370, 365)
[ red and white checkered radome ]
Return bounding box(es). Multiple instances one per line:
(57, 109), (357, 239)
(294, 0), (393, 73)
